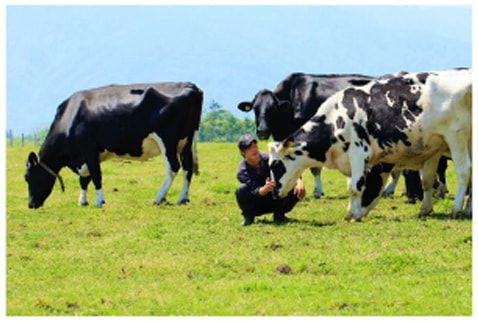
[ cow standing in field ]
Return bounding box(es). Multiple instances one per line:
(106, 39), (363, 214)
(237, 73), (373, 198)
(25, 82), (203, 208)
(268, 69), (471, 221)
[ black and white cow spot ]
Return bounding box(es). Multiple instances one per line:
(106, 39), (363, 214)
(336, 116), (346, 129)
(342, 76), (425, 149)
(356, 176), (365, 192)
(343, 142), (350, 152)
(270, 160), (286, 190)
(295, 115), (337, 163)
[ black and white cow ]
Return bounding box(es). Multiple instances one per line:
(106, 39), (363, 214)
(237, 73), (373, 198)
(268, 69), (471, 221)
(25, 82), (203, 208)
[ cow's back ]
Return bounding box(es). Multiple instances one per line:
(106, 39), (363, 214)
(315, 69), (471, 169)
(274, 73), (373, 123)
(52, 82), (200, 134)
(41, 82), (202, 162)
(418, 69), (471, 145)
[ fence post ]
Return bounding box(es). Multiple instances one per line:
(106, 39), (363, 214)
(9, 129), (13, 147)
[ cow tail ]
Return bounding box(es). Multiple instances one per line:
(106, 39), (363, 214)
(192, 87), (203, 176)
(192, 130), (200, 175)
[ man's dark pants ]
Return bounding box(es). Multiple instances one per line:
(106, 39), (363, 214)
(235, 183), (299, 220)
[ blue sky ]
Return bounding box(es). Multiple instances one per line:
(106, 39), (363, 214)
(6, 5), (471, 134)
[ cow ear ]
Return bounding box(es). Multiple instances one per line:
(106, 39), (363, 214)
(238, 102), (253, 112)
(27, 152), (38, 166)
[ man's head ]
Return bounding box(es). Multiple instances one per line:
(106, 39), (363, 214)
(238, 134), (260, 166)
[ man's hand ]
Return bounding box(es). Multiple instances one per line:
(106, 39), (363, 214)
(259, 177), (276, 196)
(294, 178), (306, 199)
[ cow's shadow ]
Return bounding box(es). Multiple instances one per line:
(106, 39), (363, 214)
(320, 195), (349, 201)
(418, 212), (472, 221)
(255, 217), (336, 227)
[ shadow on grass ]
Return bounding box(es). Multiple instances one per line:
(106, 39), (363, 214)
(419, 212), (472, 221)
(321, 195), (349, 200)
(371, 214), (404, 222)
(255, 217), (336, 227)
(371, 212), (471, 222)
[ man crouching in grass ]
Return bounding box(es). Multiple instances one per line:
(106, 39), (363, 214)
(235, 134), (306, 226)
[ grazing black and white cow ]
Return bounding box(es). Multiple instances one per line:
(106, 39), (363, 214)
(25, 82), (203, 208)
(237, 73), (373, 198)
(268, 69), (471, 221)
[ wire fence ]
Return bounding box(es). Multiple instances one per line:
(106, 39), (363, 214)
(6, 130), (41, 147)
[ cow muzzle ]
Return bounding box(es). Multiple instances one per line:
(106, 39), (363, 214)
(28, 200), (42, 209)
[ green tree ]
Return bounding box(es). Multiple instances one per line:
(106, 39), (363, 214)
(199, 101), (256, 142)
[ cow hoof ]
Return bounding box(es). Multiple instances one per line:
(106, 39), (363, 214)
(350, 217), (362, 223)
(313, 191), (323, 199)
(418, 209), (432, 218)
(450, 211), (461, 219)
(450, 210), (468, 219)
(343, 213), (353, 222)
(382, 189), (394, 198)
(79, 201), (89, 206)
(406, 197), (417, 204)
(94, 200), (105, 208)
(153, 198), (167, 206)
(177, 198), (190, 205)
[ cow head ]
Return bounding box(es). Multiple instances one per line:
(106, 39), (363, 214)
(268, 139), (309, 199)
(24, 152), (56, 208)
(238, 90), (293, 140)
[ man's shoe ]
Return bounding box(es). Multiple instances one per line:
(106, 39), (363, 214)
(242, 216), (254, 226)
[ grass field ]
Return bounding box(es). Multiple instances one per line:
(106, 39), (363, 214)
(6, 142), (472, 315)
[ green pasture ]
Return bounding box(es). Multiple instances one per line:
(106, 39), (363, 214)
(6, 142), (471, 315)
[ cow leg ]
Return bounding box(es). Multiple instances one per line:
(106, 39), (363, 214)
(177, 142), (194, 205)
(359, 163), (394, 219)
(418, 154), (442, 217)
(78, 176), (91, 206)
(310, 167), (324, 198)
(84, 155), (104, 208)
(344, 148), (369, 222)
(403, 170), (423, 204)
(464, 184), (472, 217)
(153, 145), (180, 205)
(447, 140), (471, 217)
(433, 156), (448, 198)
(382, 169), (401, 197)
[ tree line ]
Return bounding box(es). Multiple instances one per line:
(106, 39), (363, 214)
(7, 100), (257, 146)
(198, 100), (256, 142)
